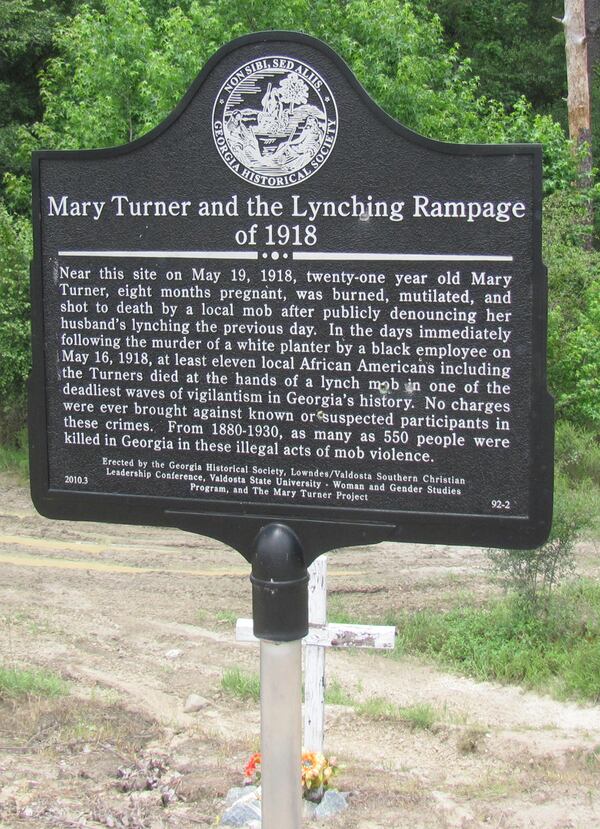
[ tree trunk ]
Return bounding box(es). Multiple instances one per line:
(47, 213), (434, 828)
(564, 0), (592, 177)
(563, 0), (594, 243)
(586, 0), (599, 195)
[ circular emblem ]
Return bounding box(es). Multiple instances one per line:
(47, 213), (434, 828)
(213, 56), (338, 188)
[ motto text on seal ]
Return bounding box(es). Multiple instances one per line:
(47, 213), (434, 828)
(213, 56), (338, 188)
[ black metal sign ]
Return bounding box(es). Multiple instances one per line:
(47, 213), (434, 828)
(30, 31), (553, 562)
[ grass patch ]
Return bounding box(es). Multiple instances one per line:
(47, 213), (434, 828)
(398, 703), (438, 730)
(221, 667), (260, 702)
(356, 696), (438, 730)
(324, 678), (355, 706)
(0, 437), (28, 480)
(555, 421), (600, 490)
(0, 695), (158, 754)
(392, 579), (600, 701)
(215, 610), (238, 626)
(356, 696), (398, 720)
(61, 708), (144, 745)
(0, 665), (67, 700)
(326, 597), (357, 625)
(583, 745), (600, 770)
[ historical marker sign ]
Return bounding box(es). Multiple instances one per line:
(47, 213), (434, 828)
(30, 31), (553, 560)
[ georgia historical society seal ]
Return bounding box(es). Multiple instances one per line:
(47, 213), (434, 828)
(213, 56), (338, 188)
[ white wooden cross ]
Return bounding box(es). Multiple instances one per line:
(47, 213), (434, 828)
(236, 554), (396, 753)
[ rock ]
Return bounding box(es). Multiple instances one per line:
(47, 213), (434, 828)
(183, 693), (209, 713)
(314, 789), (349, 820)
(303, 799), (318, 819)
(221, 787), (261, 827)
(164, 648), (183, 660)
(224, 786), (256, 807)
(221, 793), (260, 826)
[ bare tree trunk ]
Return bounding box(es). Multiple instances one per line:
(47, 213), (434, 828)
(586, 0), (599, 198)
(562, 0), (594, 244)
(563, 0), (593, 181)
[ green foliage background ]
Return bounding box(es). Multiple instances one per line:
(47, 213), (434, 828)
(0, 202), (31, 443)
(432, 0), (567, 123)
(0, 0), (598, 451)
(2, 0), (579, 209)
(0, 0), (78, 191)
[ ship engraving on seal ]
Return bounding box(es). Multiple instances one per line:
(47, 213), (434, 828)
(213, 56), (338, 188)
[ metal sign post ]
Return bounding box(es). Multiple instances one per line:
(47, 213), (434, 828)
(260, 639), (303, 828)
(251, 523), (308, 828)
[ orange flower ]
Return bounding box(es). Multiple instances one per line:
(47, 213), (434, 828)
(244, 752), (261, 779)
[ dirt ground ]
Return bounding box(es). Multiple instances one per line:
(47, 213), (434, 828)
(1, 471), (600, 828)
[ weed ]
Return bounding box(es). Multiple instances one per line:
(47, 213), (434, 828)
(555, 421), (600, 488)
(221, 667), (260, 702)
(392, 579), (600, 702)
(216, 610), (238, 626)
(487, 470), (596, 612)
(584, 745), (600, 769)
(326, 598), (355, 625)
(456, 773), (520, 800)
(324, 679), (355, 706)
(399, 703), (437, 731)
(0, 428), (29, 480)
(356, 696), (438, 730)
(1, 695), (158, 754)
(0, 665), (67, 699)
(60, 707), (152, 748)
(457, 726), (487, 754)
(356, 696), (398, 721)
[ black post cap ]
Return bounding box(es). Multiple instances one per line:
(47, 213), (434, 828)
(250, 523), (309, 642)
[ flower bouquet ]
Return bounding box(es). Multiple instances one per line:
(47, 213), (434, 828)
(243, 751), (338, 803)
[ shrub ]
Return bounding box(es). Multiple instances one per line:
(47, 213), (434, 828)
(0, 201), (31, 443)
(555, 420), (600, 487)
(394, 580), (600, 701)
(551, 281), (600, 428)
(544, 191), (600, 429)
(487, 469), (598, 612)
